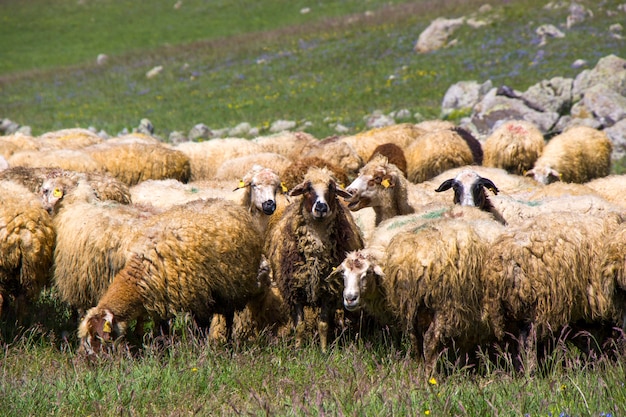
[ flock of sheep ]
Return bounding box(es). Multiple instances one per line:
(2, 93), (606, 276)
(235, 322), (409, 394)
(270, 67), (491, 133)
(0, 120), (625, 372)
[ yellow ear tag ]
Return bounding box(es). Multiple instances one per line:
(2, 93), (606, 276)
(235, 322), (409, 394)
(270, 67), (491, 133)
(381, 178), (391, 188)
(281, 182), (288, 193)
(238, 180), (246, 189)
(103, 321), (112, 334)
(53, 188), (63, 198)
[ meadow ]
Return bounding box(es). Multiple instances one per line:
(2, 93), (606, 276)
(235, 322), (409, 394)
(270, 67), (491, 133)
(1, 0), (626, 415)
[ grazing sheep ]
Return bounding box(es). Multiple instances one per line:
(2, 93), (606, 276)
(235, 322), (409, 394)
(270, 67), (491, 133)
(85, 142), (191, 186)
(0, 180), (55, 321)
(345, 153), (415, 226)
(78, 198), (267, 354)
(367, 142), (408, 177)
(252, 131), (318, 161)
(405, 128), (475, 183)
(339, 123), (426, 163)
(41, 176), (159, 313)
(483, 120), (545, 175)
(525, 126), (612, 184)
(36, 128), (103, 150)
(214, 152), (292, 181)
(585, 174), (626, 209)
(280, 156), (350, 191)
(332, 212), (500, 371)
(8, 148), (102, 173)
(264, 167), (364, 351)
(0, 166), (131, 205)
(174, 138), (263, 180)
(301, 136), (363, 179)
(482, 211), (623, 368)
(0, 133), (38, 159)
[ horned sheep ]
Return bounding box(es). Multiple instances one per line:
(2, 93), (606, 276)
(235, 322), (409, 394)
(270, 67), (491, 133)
(525, 125), (612, 184)
(0, 180), (56, 322)
(78, 198), (268, 354)
(264, 167), (364, 352)
(482, 120), (545, 175)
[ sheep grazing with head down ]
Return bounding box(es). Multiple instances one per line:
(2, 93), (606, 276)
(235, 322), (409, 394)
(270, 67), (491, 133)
(0, 180), (56, 322)
(525, 125), (612, 184)
(264, 167), (364, 352)
(78, 198), (267, 354)
(482, 120), (545, 175)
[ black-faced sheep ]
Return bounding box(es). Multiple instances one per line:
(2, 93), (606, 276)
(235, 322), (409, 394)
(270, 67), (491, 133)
(525, 125), (612, 184)
(482, 120), (545, 175)
(0, 180), (55, 322)
(482, 211), (623, 368)
(78, 198), (267, 354)
(263, 167), (364, 352)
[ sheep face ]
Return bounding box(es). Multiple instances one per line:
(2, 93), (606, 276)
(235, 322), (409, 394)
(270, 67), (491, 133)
(78, 308), (125, 355)
(525, 166), (561, 185)
(338, 251), (384, 312)
(435, 169), (498, 210)
(40, 177), (71, 215)
(344, 164), (397, 212)
(290, 168), (352, 221)
(238, 166), (284, 215)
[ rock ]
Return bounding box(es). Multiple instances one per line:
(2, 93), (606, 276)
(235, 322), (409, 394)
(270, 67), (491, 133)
(96, 54), (109, 66)
(576, 83), (626, 126)
(566, 3), (592, 29)
(520, 76), (573, 114)
(146, 65), (163, 79)
(603, 118), (626, 160)
(441, 80), (493, 117)
(16, 125), (32, 136)
(229, 122), (252, 137)
(572, 54), (626, 100)
(364, 111), (395, 128)
(414, 17), (465, 53)
(571, 59), (588, 69)
(536, 24), (565, 46)
(137, 118), (154, 135)
(188, 123), (211, 140)
(269, 120), (296, 133)
(335, 124), (350, 134)
(168, 131), (188, 144)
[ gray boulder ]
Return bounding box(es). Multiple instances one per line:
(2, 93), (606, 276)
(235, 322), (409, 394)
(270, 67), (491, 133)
(414, 17), (464, 53)
(573, 54), (626, 100)
(520, 76), (573, 114)
(604, 118), (626, 160)
(441, 80), (493, 118)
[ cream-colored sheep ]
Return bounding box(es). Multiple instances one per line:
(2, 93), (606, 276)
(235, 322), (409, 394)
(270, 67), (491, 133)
(8, 148), (102, 173)
(84, 142), (191, 186)
(585, 174), (626, 209)
(0, 133), (38, 159)
(78, 198), (268, 354)
(173, 138), (263, 180)
(525, 126), (612, 184)
(339, 123), (426, 163)
(0, 180), (55, 322)
(599, 222), (626, 330)
(405, 128), (475, 183)
(252, 131), (317, 161)
(482, 120), (545, 175)
(36, 128), (103, 150)
(301, 136), (363, 179)
(214, 152), (292, 181)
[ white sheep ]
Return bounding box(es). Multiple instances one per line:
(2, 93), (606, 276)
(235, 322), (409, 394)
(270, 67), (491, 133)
(482, 120), (545, 175)
(264, 167), (364, 352)
(252, 131), (318, 161)
(78, 198), (268, 354)
(585, 174), (626, 209)
(525, 125), (612, 184)
(0, 180), (56, 322)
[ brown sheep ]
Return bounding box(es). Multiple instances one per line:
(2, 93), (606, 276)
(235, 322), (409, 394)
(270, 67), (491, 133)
(367, 142), (408, 177)
(280, 156), (350, 191)
(78, 198), (267, 354)
(264, 167), (364, 352)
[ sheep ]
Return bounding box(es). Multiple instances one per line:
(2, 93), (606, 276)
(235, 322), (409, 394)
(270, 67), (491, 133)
(173, 138), (263, 180)
(585, 174), (626, 209)
(367, 142), (408, 177)
(525, 125), (612, 184)
(0, 166), (131, 205)
(344, 153), (416, 226)
(526, 181), (600, 201)
(36, 128), (103, 150)
(482, 211), (624, 368)
(41, 176), (160, 315)
(78, 198), (268, 354)
(0, 155), (8, 171)
(8, 148), (102, 173)
(405, 128), (475, 183)
(0, 180), (56, 322)
(301, 136), (363, 179)
(252, 131), (318, 161)
(330, 210), (501, 371)
(84, 142), (191, 186)
(482, 120), (545, 175)
(339, 123), (426, 164)
(263, 167), (364, 352)
(0, 133), (38, 159)
(598, 222), (626, 331)
(214, 152), (292, 181)
(280, 156), (350, 191)
(431, 166), (539, 196)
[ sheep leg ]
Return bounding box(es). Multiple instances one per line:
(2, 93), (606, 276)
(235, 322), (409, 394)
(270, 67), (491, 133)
(318, 304), (333, 353)
(224, 310), (235, 343)
(292, 304), (305, 349)
(423, 315), (443, 375)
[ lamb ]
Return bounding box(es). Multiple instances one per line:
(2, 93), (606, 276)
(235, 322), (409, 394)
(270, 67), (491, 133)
(41, 176), (160, 314)
(263, 167), (364, 352)
(0, 180), (56, 322)
(525, 125), (612, 184)
(482, 120), (545, 175)
(78, 198), (268, 354)
(0, 166), (131, 205)
(405, 128), (475, 183)
(84, 142), (191, 186)
(482, 211), (623, 368)
(331, 210), (501, 371)
(173, 138), (263, 180)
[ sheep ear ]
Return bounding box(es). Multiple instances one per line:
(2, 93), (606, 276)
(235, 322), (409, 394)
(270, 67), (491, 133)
(549, 169), (562, 181)
(435, 179), (455, 192)
(233, 179), (250, 191)
(381, 173), (396, 188)
(478, 178), (499, 194)
(335, 186), (353, 199)
(524, 169), (535, 178)
(289, 181), (308, 197)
